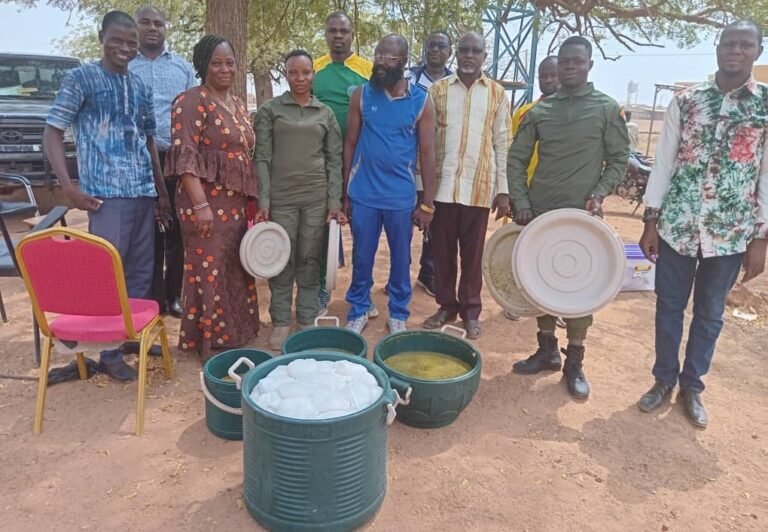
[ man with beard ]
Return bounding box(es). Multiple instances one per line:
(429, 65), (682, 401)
(343, 34), (437, 334)
(403, 30), (453, 298)
(505, 55), (559, 322)
(313, 11), (372, 316)
(424, 32), (510, 339)
(507, 36), (629, 400)
(638, 20), (767, 428)
(130, 5), (197, 320)
(44, 11), (170, 380)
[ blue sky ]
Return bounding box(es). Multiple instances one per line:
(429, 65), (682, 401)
(0, 3), (747, 107)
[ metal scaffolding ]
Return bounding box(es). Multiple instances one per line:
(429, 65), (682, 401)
(483, 1), (539, 108)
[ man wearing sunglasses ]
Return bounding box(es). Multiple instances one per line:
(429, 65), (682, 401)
(507, 35), (629, 400)
(403, 31), (453, 299)
(424, 32), (511, 339)
(343, 34), (437, 335)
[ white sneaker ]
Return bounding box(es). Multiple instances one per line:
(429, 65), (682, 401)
(387, 318), (407, 334)
(345, 315), (369, 334)
(367, 303), (379, 318)
(504, 311), (521, 321)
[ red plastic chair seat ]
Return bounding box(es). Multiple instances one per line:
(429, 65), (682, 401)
(50, 298), (160, 343)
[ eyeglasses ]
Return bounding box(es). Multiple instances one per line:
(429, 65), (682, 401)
(374, 54), (402, 63)
(427, 42), (450, 50)
(457, 46), (485, 55)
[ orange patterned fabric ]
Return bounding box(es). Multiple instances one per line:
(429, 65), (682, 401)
(176, 181), (259, 360)
(164, 86), (258, 197)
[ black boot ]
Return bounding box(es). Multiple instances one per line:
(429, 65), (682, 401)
(562, 345), (590, 399)
(513, 333), (561, 374)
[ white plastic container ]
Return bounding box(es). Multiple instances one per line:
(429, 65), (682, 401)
(621, 244), (655, 292)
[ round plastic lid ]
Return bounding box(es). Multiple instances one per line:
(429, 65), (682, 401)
(325, 219), (340, 292)
(511, 209), (625, 318)
(482, 222), (541, 317)
(239, 221), (291, 279)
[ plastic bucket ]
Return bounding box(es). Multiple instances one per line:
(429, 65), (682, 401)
(281, 317), (367, 358)
(241, 351), (402, 531)
(374, 325), (482, 428)
(201, 348), (273, 440)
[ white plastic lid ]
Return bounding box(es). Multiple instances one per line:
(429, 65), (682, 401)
(325, 219), (340, 292)
(512, 209), (625, 318)
(482, 222), (542, 317)
(239, 221), (291, 279)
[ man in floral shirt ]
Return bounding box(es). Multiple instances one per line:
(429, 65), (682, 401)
(639, 19), (767, 428)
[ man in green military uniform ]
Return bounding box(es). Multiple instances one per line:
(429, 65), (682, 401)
(313, 11), (373, 316)
(507, 36), (629, 400)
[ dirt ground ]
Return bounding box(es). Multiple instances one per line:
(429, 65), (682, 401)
(0, 197), (766, 532)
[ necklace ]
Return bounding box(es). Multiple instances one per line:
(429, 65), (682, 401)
(204, 84), (255, 160)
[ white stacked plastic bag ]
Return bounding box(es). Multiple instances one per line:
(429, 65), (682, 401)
(250, 358), (383, 420)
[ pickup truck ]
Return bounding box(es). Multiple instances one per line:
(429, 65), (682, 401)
(0, 52), (80, 187)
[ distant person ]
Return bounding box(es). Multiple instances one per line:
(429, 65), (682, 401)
(507, 36), (629, 400)
(164, 35), (260, 361)
(254, 50), (345, 350)
(43, 10), (171, 381)
(505, 55), (559, 322)
(638, 20), (767, 428)
(313, 11), (373, 317)
(423, 32), (510, 340)
(403, 30), (453, 298)
(343, 34), (436, 334)
(625, 110), (640, 152)
(130, 5), (197, 320)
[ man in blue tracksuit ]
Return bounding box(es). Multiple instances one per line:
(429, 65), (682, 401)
(342, 34), (437, 334)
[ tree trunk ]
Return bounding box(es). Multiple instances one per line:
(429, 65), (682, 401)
(252, 69), (274, 107)
(205, 0), (248, 100)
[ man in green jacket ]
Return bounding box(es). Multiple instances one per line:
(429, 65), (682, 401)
(507, 35), (629, 400)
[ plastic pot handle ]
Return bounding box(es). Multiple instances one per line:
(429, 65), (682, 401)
(383, 387), (400, 426)
(228, 357), (256, 390)
(199, 372), (242, 415)
(388, 375), (413, 406)
(314, 316), (340, 327)
(441, 324), (467, 339)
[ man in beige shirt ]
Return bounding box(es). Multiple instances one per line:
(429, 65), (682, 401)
(423, 32), (511, 339)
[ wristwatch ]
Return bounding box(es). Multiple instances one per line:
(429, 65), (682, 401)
(642, 207), (661, 223)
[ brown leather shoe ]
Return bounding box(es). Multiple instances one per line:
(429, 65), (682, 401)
(463, 320), (481, 339)
(423, 309), (457, 329)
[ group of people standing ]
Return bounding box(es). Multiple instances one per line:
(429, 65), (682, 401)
(42, 6), (766, 428)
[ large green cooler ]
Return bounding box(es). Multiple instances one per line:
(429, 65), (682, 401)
(241, 351), (401, 531)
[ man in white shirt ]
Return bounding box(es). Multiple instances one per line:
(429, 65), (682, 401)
(422, 32), (510, 339)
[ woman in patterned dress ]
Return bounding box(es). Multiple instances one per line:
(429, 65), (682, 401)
(164, 35), (259, 360)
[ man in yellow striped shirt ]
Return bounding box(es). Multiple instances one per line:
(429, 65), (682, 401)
(512, 56), (559, 184)
(505, 56), (559, 322)
(423, 32), (511, 339)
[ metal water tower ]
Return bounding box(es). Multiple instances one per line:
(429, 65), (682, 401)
(483, 1), (540, 109)
(626, 81), (639, 106)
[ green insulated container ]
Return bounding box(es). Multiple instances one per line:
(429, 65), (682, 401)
(241, 351), (399, 531)
(281, 316), (368, 358)
(201, 348), (272, 440)
(374, 327), (482, 428)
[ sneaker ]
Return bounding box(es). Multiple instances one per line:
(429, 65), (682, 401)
(367, 303), (380, 318)
(346, 315), (369, 334)
(555, 317), (566, 329)
(504, 311), (521, 321)
(416, 277), (436, 297)
(318, 288), (330, 317)
(387, 318), (407, 334)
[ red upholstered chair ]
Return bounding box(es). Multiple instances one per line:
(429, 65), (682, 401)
(14, 227), (173, 435)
